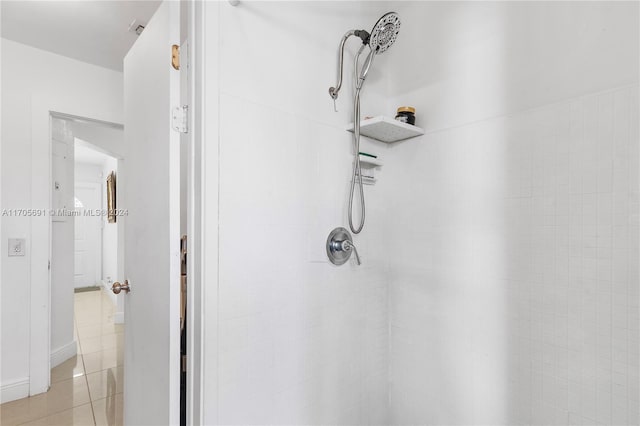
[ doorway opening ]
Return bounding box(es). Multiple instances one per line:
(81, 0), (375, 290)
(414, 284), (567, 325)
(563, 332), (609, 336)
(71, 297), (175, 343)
(48, 114), (126, 424)
(74, 140), (120, 296)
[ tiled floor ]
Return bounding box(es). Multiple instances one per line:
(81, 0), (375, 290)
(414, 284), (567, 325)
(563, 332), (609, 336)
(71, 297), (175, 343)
(1, 290), (124, 425)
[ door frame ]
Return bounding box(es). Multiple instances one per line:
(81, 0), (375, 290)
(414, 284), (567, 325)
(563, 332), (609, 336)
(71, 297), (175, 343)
(185, 0), (220, 423)
(30, 100), (122, 395)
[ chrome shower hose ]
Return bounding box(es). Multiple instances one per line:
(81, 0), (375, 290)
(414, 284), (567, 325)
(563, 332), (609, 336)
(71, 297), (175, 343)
(348, 41), (367, 235)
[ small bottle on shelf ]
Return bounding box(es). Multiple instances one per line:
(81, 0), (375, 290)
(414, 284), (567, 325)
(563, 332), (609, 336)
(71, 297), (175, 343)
(395, 106), (416, 125)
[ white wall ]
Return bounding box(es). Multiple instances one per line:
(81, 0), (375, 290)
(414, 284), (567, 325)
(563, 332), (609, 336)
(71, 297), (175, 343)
(204, 2), (395, 423)
(0, 38), (123, 402)
(74, 123), (126, 159)
(49, 118), (76, 369)
(381, 2), (639, 425)
(75, 162), (103, 184)
(384, 1), (639, 134)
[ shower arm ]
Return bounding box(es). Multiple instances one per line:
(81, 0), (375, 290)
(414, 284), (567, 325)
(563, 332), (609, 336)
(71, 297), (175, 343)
(328, 29), (370, 102)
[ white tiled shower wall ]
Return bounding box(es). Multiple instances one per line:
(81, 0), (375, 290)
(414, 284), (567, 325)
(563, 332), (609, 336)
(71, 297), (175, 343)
(380, 2), (639, 424)
(383, 86), (639, 425)
(209, 1), (639, 424)
(213, 2), (395, 424)
(217, 95), (390, 424)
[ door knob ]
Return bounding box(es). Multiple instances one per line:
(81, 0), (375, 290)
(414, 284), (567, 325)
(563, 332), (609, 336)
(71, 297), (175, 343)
(111, 280), (131, 294)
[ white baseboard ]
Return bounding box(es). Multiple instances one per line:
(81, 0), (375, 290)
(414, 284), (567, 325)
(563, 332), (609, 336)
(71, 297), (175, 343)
(101, 280), (124, 324)
(50, 339), (77, 368)
(1, 377), (29, 404)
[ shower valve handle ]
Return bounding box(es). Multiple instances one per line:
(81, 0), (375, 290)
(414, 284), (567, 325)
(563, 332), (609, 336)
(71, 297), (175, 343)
(341, 240), (361, 265)
(326, 227), (361, 266)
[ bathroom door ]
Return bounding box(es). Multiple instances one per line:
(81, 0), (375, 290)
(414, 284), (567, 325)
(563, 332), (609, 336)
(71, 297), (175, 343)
(122, 1), (181, 424)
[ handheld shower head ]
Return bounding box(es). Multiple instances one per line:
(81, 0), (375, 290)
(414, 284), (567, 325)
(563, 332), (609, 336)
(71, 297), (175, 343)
(356, 12), (401, 87)
(357, 49), (376, 89)
(369, 12), (401, 54)
(328, 12), (401, 101)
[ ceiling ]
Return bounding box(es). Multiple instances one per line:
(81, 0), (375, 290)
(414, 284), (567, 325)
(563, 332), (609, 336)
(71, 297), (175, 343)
(1, 0), (161, 71)
(75, 141), (114, 166)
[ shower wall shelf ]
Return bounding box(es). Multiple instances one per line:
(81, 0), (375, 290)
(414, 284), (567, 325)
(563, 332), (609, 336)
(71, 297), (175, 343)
(346, 116), (425, 143)
(354, 176), (377, 186)
(356, 154), (382, 185)
(359, 155), (383, 168)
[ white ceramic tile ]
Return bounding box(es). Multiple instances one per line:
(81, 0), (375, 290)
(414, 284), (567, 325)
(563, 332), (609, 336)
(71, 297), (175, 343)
(209, 2), (638, 424)
(385, 86), (638, 425)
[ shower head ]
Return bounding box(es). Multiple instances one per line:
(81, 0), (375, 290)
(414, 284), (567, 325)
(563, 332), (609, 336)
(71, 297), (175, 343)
(328, 12), (401, 101)
(355, 12), (401, 88)
(368, 12), (401, 54)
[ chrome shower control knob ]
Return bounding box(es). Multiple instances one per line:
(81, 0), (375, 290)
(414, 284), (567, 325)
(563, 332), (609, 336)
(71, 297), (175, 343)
(326, 227), (361, 266)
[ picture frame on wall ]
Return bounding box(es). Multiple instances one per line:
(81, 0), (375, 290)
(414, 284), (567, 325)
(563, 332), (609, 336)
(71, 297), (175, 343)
(107, 171), (116, 223)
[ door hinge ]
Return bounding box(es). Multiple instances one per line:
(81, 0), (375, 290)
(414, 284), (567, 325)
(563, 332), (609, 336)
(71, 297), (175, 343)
(172, 105), (188, 133)
(171, 44), (180, 70)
